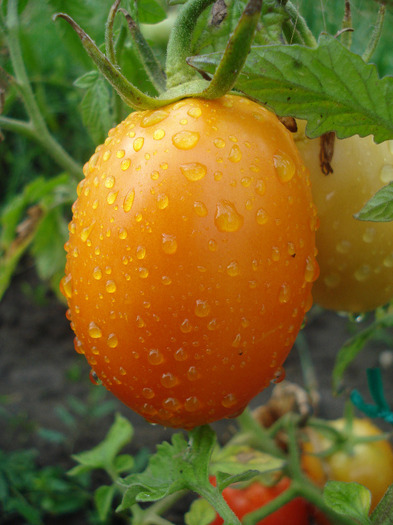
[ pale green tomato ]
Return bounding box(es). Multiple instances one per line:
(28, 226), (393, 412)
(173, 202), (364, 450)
(295, 123), (393, 312)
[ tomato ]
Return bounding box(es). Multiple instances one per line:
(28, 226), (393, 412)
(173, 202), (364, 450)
(295, 123), (393, 312)
(60, 94), (318, 429)
(302, 418), (393, 512)
(209, 477), (310, 525)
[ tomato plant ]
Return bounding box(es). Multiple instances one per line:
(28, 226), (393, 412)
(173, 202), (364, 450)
(302, 417), (393, 512)
(208, 477), (310, 525)
(295, 123), (393, 313)
(60, 94), (318, 429)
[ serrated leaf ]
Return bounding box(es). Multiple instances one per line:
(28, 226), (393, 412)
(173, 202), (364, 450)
(119, 426), (216, 510)
(70, 414), (133, 474)
(189, 35), (393, 142)
(356, 182), (393, 222)
(371, 485), (393, 524)
(323, 481), (371, 524)
(80, 76), (112, 145)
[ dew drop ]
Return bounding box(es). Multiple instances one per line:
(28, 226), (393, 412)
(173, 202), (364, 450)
(336, 240), (351, 254)
(274, 152), (296, 182)
(279, 282), (291, 304)
(184, 396), (201, 412)
(107, 333), (118, 348)
(121, 158), (131, 171)
(379, 164), (393, 184)
(138, 267), (149, 279)
(383, 253), (393, 268)
(304, 256), (320, 283)
(324, 273), (341, 288)
(161, 372), (178, 388)
(228, 144), (242, 163)
(123, 189), (135, 212)
(104, 175), (115, 189)
(175, 347), (188, 361)
(163, 397), (181, 411)
(363, 227), (376, 243)
(272, 247), (280, 262)
(105, 280), (117, 293)
(241, 176), (252, 187)
(195, 299), (211, 318)
(208, 239), (218, 252)
(180, 319), (192, 333)
(162, 275), (172, 285)
(136, 245), (146, 260)
(133, 137), (144, 152)
(89, 370), (102, 386)
(157, 193), (169, 209)
(60, 274), (73, 298)
(107, 191), (118, 205)
(80, 221), (96, 242)
(148, 349), (164, 365)
(222, 393), (237, 408)
(354, 264), (371, 282)
(287, 242), (296, 257)
(187, 107), (202, 118)
(93, 267), (103, 280)
(153, 128), (165, 140)
(193, 201), (208, 217)
(118, 228), (127, 239)
(207, 318), (218, 331)
(88, 321), (102, 339)
(74, 337), (85, 354)
(226, 260), (240, 277)
(271, 367), (286, 384)
(116, 149), (125, 158)
(172, 130), (200, 150)
(232, 333), (241, 348)
(214, 138), (226, 148)
(215, 201), (244, 232)
(141, 109), (169, 127)
(162, 233), (178, 254)
(151, 170), (159, 180)
(142, 387), (155, 399)
(136, 315), (145, 328)
(180, 162), (207, 181)
(256, 208), (269, 225)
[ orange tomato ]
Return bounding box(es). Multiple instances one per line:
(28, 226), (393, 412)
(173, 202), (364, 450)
(61, 95), (318, 429)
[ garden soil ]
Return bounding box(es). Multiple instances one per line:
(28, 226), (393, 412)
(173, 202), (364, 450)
(1, 263), (392, 524)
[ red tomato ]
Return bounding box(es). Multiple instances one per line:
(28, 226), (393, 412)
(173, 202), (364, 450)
(61, 95), (318, 429)
(209, 477), (310, 525)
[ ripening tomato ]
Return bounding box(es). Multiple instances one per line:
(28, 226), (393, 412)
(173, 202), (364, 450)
(302, 418), (393, 512)
(295, 123), (393, 312)
(60, 94), (318, 429)
(209, 477), (310, 525)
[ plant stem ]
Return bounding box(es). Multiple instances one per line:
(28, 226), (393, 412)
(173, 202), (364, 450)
(284, 1), (317, 48)
(165, 0), (216, 89)
(5, 0), (82, 179)
(362, 2), (386, 63)
(198, 485), (242, 525)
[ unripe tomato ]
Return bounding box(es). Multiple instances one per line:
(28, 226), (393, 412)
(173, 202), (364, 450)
(295, 123), (393, 312)
(209, 477), (310, 525)
(61, 95), (318, 429)
(302, 418), (393, 512)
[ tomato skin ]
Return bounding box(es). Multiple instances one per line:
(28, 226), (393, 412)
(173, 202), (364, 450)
(209, 477), (310, 525)
(295, 123), (393, 312)
(302, 418), (393, 512)
(61, 95), (317, 429)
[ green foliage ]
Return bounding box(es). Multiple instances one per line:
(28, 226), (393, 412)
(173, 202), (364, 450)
(323, 481), (372, 525)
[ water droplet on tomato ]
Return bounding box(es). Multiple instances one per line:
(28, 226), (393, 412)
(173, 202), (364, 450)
(228, 144), (242, 163)
(141, 109), (169, 127)
(80, 221), (96, 242)
(279, 283), (291, 304)
(208, 239), (217, 252)
(105, 280), (117, 293)
(122, 189), (135, 212)
(153, 129), (165, 140)
(187, 366), (200, 381)
(272, 247), (280, 262)
(362, 227), (376, 243)
(118, 228), (127, 239)
(116, 149), (125, 158)
(133, 137), (144, 152)
(222, 393), (237, 408)
(163, 397), (181, 411)
(89, 370), (102, 386)
(107, 333), (118, 348)
(195, 299), (211, 318)
(304, 256), (319, 283)
(271, 367), (286, 384)
(180, 319), (192, 333)
(354, 264), (371, 282)
(379, 164), (393, 184)
(161, 372), (178, 388)
(175, 347), (188, 361)
(142, 387), (155, 399)
(93, 267), (102, 280)
(104, 175), (115, 189)
(74, 337), (85, 354)
(162, 233), (178, 254)
(226, 261), (240, 277)
(180, 162), (207, 181)
(193, 201), (208, 217)
(172, 130), (200, 150)
(121, 158), (131, 171)
(383, 253), (393, 268)
(88, 322), (102, 339)
(215, 201), (244, 232)
(187, 107), (202, 118)
(256, 208), (269, 225)
(60, 274), (73, 298)
(274, 152), (296, 182)
(214, 138), (226, 148)
(148, 349), (164, 365)
(107, 191), (118, 205)
(157, 193), (169, 209)
(138, 267), (149, 279)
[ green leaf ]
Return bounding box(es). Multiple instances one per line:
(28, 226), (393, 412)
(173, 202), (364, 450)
(189, 35), (393, 142)
(80, 76), (113, 145)
(74, 70), (99, 89)
(119, 426), (216, 509)
(371, 485), (393, 525)
(94, 485), (117, 522)
(323, 481), (371, 524)
(69, 413), (133, 476)
(355, 183), (393, 222)
(114, 454), (135, 474)
(137, 0), (167, 24)
(333, 312), (393, 393)
(185, 498), (217, 525)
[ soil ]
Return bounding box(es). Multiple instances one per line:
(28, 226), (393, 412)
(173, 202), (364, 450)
(1, 263), (392, 524)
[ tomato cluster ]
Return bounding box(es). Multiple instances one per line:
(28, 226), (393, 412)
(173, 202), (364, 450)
(61, 95), (318, 429)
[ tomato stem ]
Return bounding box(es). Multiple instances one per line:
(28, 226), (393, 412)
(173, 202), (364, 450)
(105, 0), (121, 65)
(283, 1), (317, 48)
(362, 2), (386, 63)
(5, 0), (82, 179)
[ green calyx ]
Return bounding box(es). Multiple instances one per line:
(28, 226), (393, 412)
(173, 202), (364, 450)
(54, 0), (263, 111)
